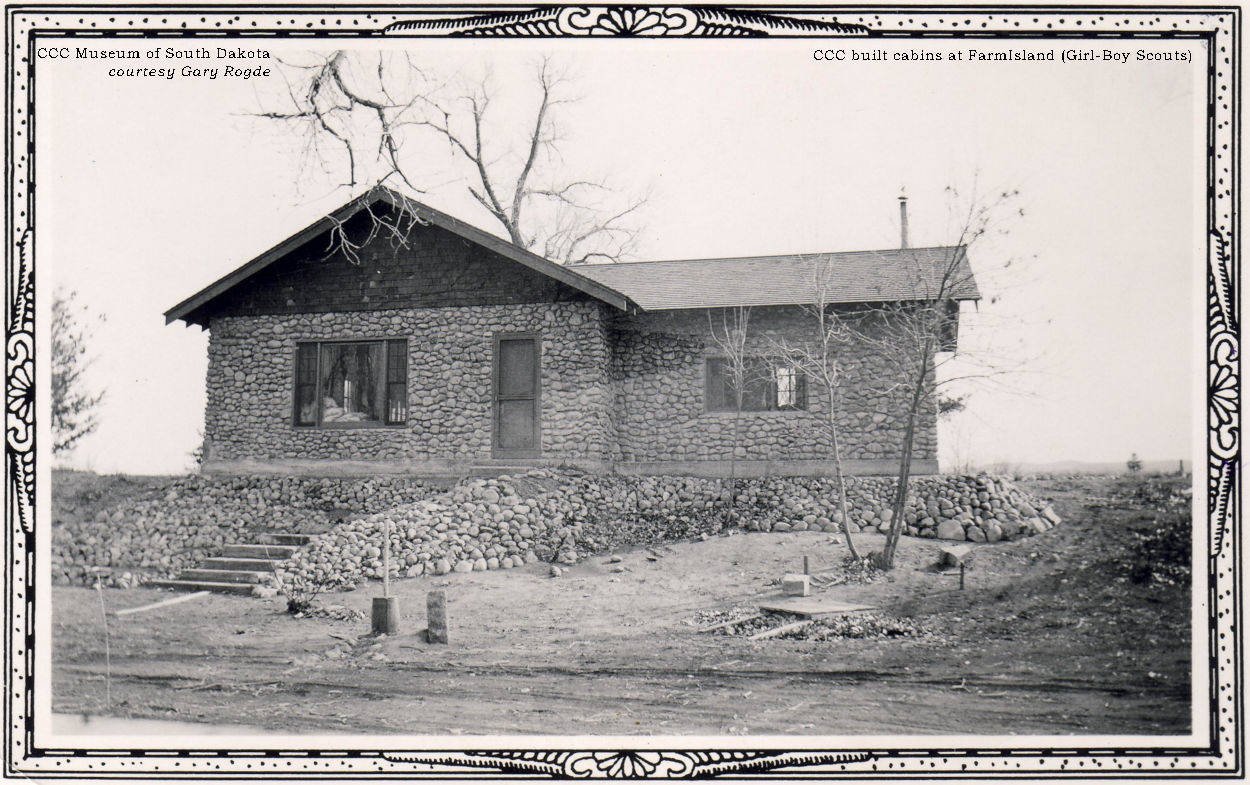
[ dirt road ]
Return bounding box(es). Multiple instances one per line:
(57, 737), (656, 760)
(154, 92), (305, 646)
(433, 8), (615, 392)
(52, 476), (1191, 736)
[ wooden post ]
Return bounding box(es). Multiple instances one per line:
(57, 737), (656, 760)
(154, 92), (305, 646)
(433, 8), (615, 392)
(371, 517), (399, 634)
(383, 517), (391, 597)
(959, 563), (965, 591)
(803, 555), (810, 576)
(371, 597), (399, 635)
(426, 590), (448, 644)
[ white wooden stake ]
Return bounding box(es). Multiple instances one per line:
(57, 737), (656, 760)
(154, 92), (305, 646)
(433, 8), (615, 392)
(383, 517), (391, 598)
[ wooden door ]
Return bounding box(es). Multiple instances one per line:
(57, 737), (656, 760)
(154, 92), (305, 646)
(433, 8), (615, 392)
(493, 335), (540, 456)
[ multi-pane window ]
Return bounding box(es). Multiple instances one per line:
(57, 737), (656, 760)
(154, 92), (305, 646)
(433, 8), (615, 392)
(775, 366), (801, 408)
(705, 358), (807, 412)
(294, 343), (319, 425)
(293, 339), (408, 427)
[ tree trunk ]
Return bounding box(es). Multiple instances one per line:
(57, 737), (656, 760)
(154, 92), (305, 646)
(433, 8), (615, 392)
(723, 406), (743, 527)
(828, 393), (859, 558)
(880, 360), (928, 569)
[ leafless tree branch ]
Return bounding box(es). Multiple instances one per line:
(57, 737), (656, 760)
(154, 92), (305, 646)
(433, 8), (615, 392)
(256, 51), (649, 265)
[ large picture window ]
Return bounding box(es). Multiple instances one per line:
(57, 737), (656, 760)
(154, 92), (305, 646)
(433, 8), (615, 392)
(705, 357), (807, 412)
(293, 339), (408, 427)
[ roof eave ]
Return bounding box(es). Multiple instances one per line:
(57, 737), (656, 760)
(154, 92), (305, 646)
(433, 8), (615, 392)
(372, 189), (638, 313)
(164, 189), (384, 328)
(164, 186), (638, 327)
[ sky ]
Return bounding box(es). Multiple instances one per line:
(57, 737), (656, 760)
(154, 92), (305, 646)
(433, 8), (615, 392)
(36, 37), (1204, 475)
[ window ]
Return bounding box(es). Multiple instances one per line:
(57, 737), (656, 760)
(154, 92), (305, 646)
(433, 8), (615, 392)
(293, 339), (408, 427)
(705, 358), (807, 412)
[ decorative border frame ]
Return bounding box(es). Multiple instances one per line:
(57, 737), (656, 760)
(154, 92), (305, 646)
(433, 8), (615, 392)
(4, 4), (1239, 779)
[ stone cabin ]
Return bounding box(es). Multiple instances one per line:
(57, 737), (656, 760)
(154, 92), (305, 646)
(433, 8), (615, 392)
(166, 187), (980, 478)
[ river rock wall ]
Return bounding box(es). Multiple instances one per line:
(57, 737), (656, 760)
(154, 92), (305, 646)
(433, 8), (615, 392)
(281, 471), (1059, 591)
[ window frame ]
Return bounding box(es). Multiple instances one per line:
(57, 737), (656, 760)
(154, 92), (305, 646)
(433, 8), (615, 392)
(291, 337), (409, 429)
(704, 356), (808, 413)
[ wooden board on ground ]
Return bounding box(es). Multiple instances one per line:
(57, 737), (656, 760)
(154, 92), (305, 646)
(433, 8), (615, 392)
(748, 619), (815, 641)
(757, 596), (876, 618)
(698, 613), (765, 634)
(114, 591), (209, 616)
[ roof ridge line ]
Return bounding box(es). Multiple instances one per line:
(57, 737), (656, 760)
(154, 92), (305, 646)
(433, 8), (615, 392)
(593, 245), (966, 267)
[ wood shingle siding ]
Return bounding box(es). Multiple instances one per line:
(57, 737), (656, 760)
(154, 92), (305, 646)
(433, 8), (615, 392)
(198, 208), (597, 324)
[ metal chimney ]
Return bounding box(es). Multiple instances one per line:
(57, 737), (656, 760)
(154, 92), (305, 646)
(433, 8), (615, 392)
(898, 191), (909, 249)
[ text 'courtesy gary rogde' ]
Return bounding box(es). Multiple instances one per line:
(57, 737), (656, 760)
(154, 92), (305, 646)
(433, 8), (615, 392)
(35, 43), (275, 80)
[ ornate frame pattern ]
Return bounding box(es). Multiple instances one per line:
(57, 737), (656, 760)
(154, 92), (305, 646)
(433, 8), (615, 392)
(4, 4), (1240, 779)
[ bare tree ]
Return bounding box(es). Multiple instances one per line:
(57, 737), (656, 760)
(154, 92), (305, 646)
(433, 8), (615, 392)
(706, 307), (753, 522)
(259, 52), (646, 265)
(855, 187), (1026, 570)
(52, 288), (105, 455)
(766, 265), (862, 558)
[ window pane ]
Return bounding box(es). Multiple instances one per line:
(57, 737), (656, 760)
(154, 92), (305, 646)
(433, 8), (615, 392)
(498, 399), (536, 450)
(387, 340), (406, 381)
(740, 377), (771, 410)
(385, 340), (407, 424)
(706, 359), (728, 410)
(320, 342), (382, 424)
(386, 382), (407, 424)
(498, 339), (537, 398)
(706, 357), (805, 411)
(739, 358), (770, 410)
(294, 344), (318, 425)
(776, 367), (797, 408)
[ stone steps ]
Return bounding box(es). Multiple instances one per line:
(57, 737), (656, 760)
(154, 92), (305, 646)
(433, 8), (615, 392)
(181, 568), (270, 584)
(146, 534), (311, 596)
(220, 543), (300, 560)
(259, 532), (315, 547)
(199, 556), (285, 572)
(145, 579), (257, 596)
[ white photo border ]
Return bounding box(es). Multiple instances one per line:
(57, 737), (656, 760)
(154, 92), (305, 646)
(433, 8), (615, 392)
(4, 4), (1239, 778)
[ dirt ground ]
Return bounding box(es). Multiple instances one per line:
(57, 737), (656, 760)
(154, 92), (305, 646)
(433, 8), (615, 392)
(51, 475), (1191, 736)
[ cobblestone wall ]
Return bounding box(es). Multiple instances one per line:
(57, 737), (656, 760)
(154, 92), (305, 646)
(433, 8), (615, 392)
(607, 306), (937, 463)
(204, 302), (937, 472)
(204, 302), (614, 464)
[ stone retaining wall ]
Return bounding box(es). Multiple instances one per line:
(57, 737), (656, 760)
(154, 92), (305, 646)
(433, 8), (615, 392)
(281, 471), (1059, 591)
(52, 475), (442, 586)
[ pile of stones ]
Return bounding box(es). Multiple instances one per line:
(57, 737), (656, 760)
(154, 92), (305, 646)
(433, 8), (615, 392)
(734, 475), (1060, 542)
(52, 470), (1058, 590)
(51, 475), (442, 586)
(279, 470), (1060, 591)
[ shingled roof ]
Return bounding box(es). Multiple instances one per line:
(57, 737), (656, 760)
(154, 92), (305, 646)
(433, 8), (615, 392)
(166, 186), (980, 326)
(164, 187), (640, 326)
(575, 247), (980, 311)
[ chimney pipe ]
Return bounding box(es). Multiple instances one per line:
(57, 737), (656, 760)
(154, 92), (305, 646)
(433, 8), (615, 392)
(898, 191), (909, 249)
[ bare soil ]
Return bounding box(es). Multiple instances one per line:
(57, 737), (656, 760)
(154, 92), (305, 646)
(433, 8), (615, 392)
(52, 475), (1191, 736)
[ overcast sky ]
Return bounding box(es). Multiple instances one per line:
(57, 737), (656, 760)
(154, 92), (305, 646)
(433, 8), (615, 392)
(37, 37), (1203, 475)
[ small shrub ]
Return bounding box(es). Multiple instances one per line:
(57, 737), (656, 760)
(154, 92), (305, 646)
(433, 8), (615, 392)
(1127, 510), (1190, 587)
(273, 569), (321, 615)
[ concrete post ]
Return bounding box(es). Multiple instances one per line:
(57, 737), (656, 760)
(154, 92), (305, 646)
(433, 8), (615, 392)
(426, 590), (448, 644)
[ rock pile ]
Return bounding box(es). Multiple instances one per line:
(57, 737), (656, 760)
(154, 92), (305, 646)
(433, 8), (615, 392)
(53, 470), (1058, 590)
(51, 475), (442, 586)
(279, 471), (1060, 591)
(733, 475), (1061, 543)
